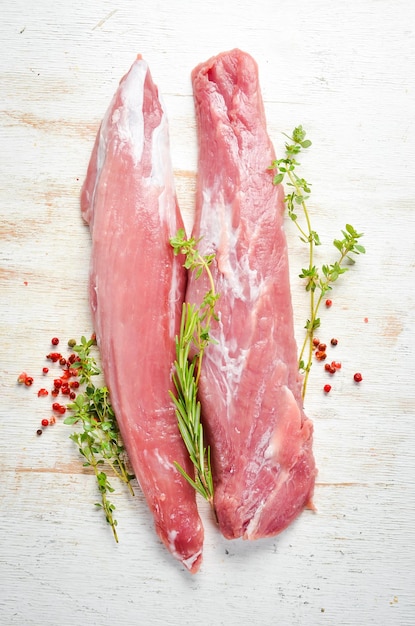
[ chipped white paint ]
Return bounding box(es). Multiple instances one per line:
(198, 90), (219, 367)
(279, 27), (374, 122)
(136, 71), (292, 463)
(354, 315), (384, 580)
(1, 1), (415, 625)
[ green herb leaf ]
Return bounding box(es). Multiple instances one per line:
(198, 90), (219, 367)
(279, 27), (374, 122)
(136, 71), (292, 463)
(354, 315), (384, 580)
(65, 335), (135, 542)
(271, 126), (365, 399)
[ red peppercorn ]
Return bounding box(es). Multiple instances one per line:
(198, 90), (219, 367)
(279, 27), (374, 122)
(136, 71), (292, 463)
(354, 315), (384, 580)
(51, 337), (59, 346)
(61, 387), (70, 395)
(69, 391), (76, 400)
(330, 338), (338, 346)
(51, 389), (59, 397)
(318, 343), (327, 352)
(325, 363), (336, 374)
(58, 405), (66, 415)
(312, 337), (320, 347)
(70, 381), (80, 389)
(41, 418), (49, 427)
(333, 361), (342, 370)
(52, 402), (60, 411)
(25, 376), (34, 386)
(59, 358), (67, 367)
(49, 416), (56, 425)
(42, 367), (49, 374)
(354, 372), (363, 383)
(68, 354), (76, 364)
(315, 350), (327, 361)
(325, 299), (332, 307)
(17, 372), (27, 384)
(324, 384), (332, 393)
(37, 388), (49, 397)
(53, 379), (62, 389)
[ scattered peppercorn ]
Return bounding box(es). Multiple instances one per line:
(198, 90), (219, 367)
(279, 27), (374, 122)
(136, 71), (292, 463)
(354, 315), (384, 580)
(36, 429), (43, 436)
(51, 337), (59, 346)
(315, 350), (327, 361)
(325, 299), (332, 307)
(325, 363), (336, 374)
(42, 367), (49, 374)
(312, 337), (320, 347)
(330, 338), (338, 346)
(68, 339), (76, 348)
(41, 418), (49, 427)
(24, 376), (34, 386)
(354, 372), (363, 383)
(59, 358), (67, 367)
(17, 372), (28, 384)
(37, 388), (49, 397)
(324, 384), (331, 393)
(318, 342), (327, 352)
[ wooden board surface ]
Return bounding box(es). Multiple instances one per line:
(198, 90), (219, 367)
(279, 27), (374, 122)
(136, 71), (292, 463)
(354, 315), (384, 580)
(1, 1), (414, 624)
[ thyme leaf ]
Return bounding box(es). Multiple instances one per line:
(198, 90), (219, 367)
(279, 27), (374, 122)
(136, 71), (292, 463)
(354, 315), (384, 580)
(271, 126), (366, 399)
(64, 335), (134, 542)
(169, 229), (218, 506)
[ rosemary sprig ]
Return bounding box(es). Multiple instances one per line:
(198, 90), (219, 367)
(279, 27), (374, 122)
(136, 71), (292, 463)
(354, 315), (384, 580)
(64, 336), (134, 542)
(169, 229), (219, 506)
(271, 126), (365, 399)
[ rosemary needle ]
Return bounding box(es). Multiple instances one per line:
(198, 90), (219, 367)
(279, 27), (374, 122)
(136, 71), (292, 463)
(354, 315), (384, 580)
(169, 229), (219, 506)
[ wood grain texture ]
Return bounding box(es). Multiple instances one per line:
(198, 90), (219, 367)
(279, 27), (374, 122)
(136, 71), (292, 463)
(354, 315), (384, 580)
(1, 1), (414, 624)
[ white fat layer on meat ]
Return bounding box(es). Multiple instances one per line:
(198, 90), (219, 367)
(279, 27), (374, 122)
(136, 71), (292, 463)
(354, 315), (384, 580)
(182, 549), (203, 571)
(153, 447), (176, 472)
(150, 94), (181, 339)
(150, 96), (172, 190)
(244, 498), (266, 538)
(244, 468), (290, 539)
(208, 329), (248, 415)
(90, 58), (148, 211)
(167, 528), (202, 571)
(168, 263), (181, 338)
(201, 187), (263, 303)
(112, 59), (147, 164)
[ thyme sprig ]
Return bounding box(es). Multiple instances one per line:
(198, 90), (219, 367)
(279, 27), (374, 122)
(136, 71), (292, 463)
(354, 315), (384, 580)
(64, 336), (134, 542)
(271, 126), (365, 399)
(169, 229), (219, 505)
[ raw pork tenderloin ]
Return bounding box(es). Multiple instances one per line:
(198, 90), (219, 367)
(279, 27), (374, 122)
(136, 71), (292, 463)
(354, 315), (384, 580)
(81, 56), (204, 572)
(187, 49), (317, 540)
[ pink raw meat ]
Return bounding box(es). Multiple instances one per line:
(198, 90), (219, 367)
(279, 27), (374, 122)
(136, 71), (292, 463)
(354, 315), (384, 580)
(187, 49), (317, 540)
(81, 56), (203, 572)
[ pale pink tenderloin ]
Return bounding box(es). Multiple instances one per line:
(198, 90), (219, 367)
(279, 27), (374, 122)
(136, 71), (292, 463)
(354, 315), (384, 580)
(81, 56), (203, 572)
(187, 49), (316, 540)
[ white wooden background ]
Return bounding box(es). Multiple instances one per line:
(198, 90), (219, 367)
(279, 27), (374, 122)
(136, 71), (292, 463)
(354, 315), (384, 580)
(1, 1), (414, 624)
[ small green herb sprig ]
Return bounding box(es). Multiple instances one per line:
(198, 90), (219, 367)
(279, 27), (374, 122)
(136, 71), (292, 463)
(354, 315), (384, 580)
(64, 336), (134, 542)
(271, 126), (365, 399)
(169, 229), (219, 506)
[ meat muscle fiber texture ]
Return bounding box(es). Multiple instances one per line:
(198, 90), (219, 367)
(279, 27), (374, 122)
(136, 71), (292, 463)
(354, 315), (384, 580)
(187, 49), (317, 540)
(81, 56), (204, 572)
